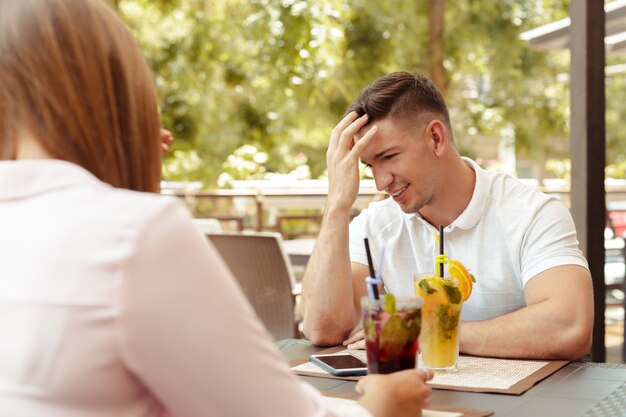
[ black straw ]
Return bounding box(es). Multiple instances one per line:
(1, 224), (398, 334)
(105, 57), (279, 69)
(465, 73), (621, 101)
(438, 225), (444, 278)
(364, 238), (379, 299)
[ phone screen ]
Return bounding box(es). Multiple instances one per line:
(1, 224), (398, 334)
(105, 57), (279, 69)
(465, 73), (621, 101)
(312, 354), (366, 369)
(309, 354), (368, 376)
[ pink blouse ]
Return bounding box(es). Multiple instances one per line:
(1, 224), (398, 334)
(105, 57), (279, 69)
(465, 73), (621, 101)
(0, 160), (371, 417)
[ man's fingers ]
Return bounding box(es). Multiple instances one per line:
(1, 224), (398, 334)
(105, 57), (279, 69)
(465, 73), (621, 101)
(328, 111), (360, 153)
(347, 339), (366, 350)
(347, 323), (363, 338)
(342, 327), (365, 349)
(336, 113), (369, 152)
(351, 124), (378, 155)
(342, 329), (364, 345)
(336, 111), (362, 131)
(348, 124), (377, 163)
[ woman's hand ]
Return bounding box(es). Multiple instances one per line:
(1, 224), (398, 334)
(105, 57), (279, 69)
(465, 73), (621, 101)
(357, 368), (434, 417)
(160, 128), (174, 153)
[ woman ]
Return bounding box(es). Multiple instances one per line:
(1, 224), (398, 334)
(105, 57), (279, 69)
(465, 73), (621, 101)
(0, 0), (432, 416)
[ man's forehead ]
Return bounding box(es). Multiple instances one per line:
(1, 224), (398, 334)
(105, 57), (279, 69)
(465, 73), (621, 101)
(358, 127), (395, 163)
(355, 116), (406, 144)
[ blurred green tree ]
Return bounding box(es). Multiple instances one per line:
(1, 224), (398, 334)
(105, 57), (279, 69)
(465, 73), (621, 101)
(108, 0), (623, 186)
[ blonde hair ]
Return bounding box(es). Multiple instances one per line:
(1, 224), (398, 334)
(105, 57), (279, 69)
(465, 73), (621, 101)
(0, 0), (161, 192)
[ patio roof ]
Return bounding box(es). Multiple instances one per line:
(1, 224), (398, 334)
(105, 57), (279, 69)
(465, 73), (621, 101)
(520, 0), (626, 53)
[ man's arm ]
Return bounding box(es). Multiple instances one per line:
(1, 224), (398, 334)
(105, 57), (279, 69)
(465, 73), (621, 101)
(300, 112), (377, 346)
(300, 196), (358, 346)
(300, 224), (370, 345)
(460, 264), (593, 360)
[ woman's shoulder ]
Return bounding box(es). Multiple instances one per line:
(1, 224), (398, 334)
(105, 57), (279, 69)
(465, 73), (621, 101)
(79, 185), (193, 244)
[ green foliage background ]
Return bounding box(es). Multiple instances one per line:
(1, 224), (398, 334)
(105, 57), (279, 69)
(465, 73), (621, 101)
(109, 0), (626, 186)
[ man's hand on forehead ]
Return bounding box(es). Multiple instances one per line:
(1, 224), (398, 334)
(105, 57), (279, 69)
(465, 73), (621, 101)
(354, 123), (377, 144)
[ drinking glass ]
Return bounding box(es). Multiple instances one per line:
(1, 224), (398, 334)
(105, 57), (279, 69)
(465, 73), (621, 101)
(361, 295), (422, 374)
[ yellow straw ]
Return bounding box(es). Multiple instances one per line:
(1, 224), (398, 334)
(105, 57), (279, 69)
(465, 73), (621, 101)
(432, 231), (440, 248)
(433, 232), (448, 277)
(435, 254), (448, 277)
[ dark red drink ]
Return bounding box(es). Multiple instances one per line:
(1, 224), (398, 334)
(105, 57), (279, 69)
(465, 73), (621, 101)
(361, 295), (422, 374)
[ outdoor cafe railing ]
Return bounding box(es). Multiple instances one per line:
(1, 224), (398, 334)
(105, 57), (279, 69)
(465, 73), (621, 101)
(160, 179), (385, 233)
(161, 178), (626, 235)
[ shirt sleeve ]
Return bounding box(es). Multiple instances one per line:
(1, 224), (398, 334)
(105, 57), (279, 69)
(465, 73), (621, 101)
(115, 198), (373, 417)
(348, 208), (370, 267)
(520, 198), (589, 285)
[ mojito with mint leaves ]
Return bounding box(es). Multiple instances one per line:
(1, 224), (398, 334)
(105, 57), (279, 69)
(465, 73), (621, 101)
(415, 274), (463, 372)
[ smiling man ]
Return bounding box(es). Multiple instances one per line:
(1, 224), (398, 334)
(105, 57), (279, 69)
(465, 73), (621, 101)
(300, 72), (593, 360)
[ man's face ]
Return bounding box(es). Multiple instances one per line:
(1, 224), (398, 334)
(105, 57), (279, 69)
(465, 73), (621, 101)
(358, 117), (440, 214)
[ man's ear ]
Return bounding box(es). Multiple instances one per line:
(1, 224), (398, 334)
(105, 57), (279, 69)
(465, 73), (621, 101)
(427, 120), (448, 156)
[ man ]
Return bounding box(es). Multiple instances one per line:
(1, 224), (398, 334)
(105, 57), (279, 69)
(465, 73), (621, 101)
(300, 72), (593, 360)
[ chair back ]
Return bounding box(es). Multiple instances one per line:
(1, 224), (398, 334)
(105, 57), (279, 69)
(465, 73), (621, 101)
(206, 232), (298, 340)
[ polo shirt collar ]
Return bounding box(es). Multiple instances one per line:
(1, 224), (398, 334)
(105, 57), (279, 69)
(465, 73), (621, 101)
(403, 157), (488, 231)
(452, 157), (488, 230)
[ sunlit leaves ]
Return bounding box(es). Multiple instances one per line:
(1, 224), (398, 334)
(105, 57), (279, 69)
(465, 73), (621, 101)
(113, 0), (616, 186)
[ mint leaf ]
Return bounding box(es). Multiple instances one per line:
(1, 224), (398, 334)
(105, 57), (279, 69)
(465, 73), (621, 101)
(418, 279), (436, 295)
(442, 281), (462, 304)
(436, 304), (459, 339)
(380, 315), (410, 358)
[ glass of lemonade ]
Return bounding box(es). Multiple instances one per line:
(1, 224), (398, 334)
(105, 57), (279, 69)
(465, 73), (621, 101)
(415, 273), (463, 372)
(361, 294), (422, 374)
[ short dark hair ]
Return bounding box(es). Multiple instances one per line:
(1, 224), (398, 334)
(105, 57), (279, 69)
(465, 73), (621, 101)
(346, 72), (453, 142)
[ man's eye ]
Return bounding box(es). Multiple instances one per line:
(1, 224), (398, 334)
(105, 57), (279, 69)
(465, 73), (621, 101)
(384, 153), (398, 160)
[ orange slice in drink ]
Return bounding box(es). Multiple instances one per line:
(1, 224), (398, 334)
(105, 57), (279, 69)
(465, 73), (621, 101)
(447, 259), (474, 301)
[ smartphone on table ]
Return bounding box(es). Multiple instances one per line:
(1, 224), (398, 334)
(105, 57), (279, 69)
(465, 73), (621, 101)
(309, 353), (368, 376)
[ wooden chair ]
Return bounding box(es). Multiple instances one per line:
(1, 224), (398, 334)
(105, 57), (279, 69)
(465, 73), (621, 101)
(206, 232), (300, 341)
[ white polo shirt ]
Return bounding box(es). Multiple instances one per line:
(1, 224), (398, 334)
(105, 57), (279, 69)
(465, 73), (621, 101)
(349, 158), (588, 321)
